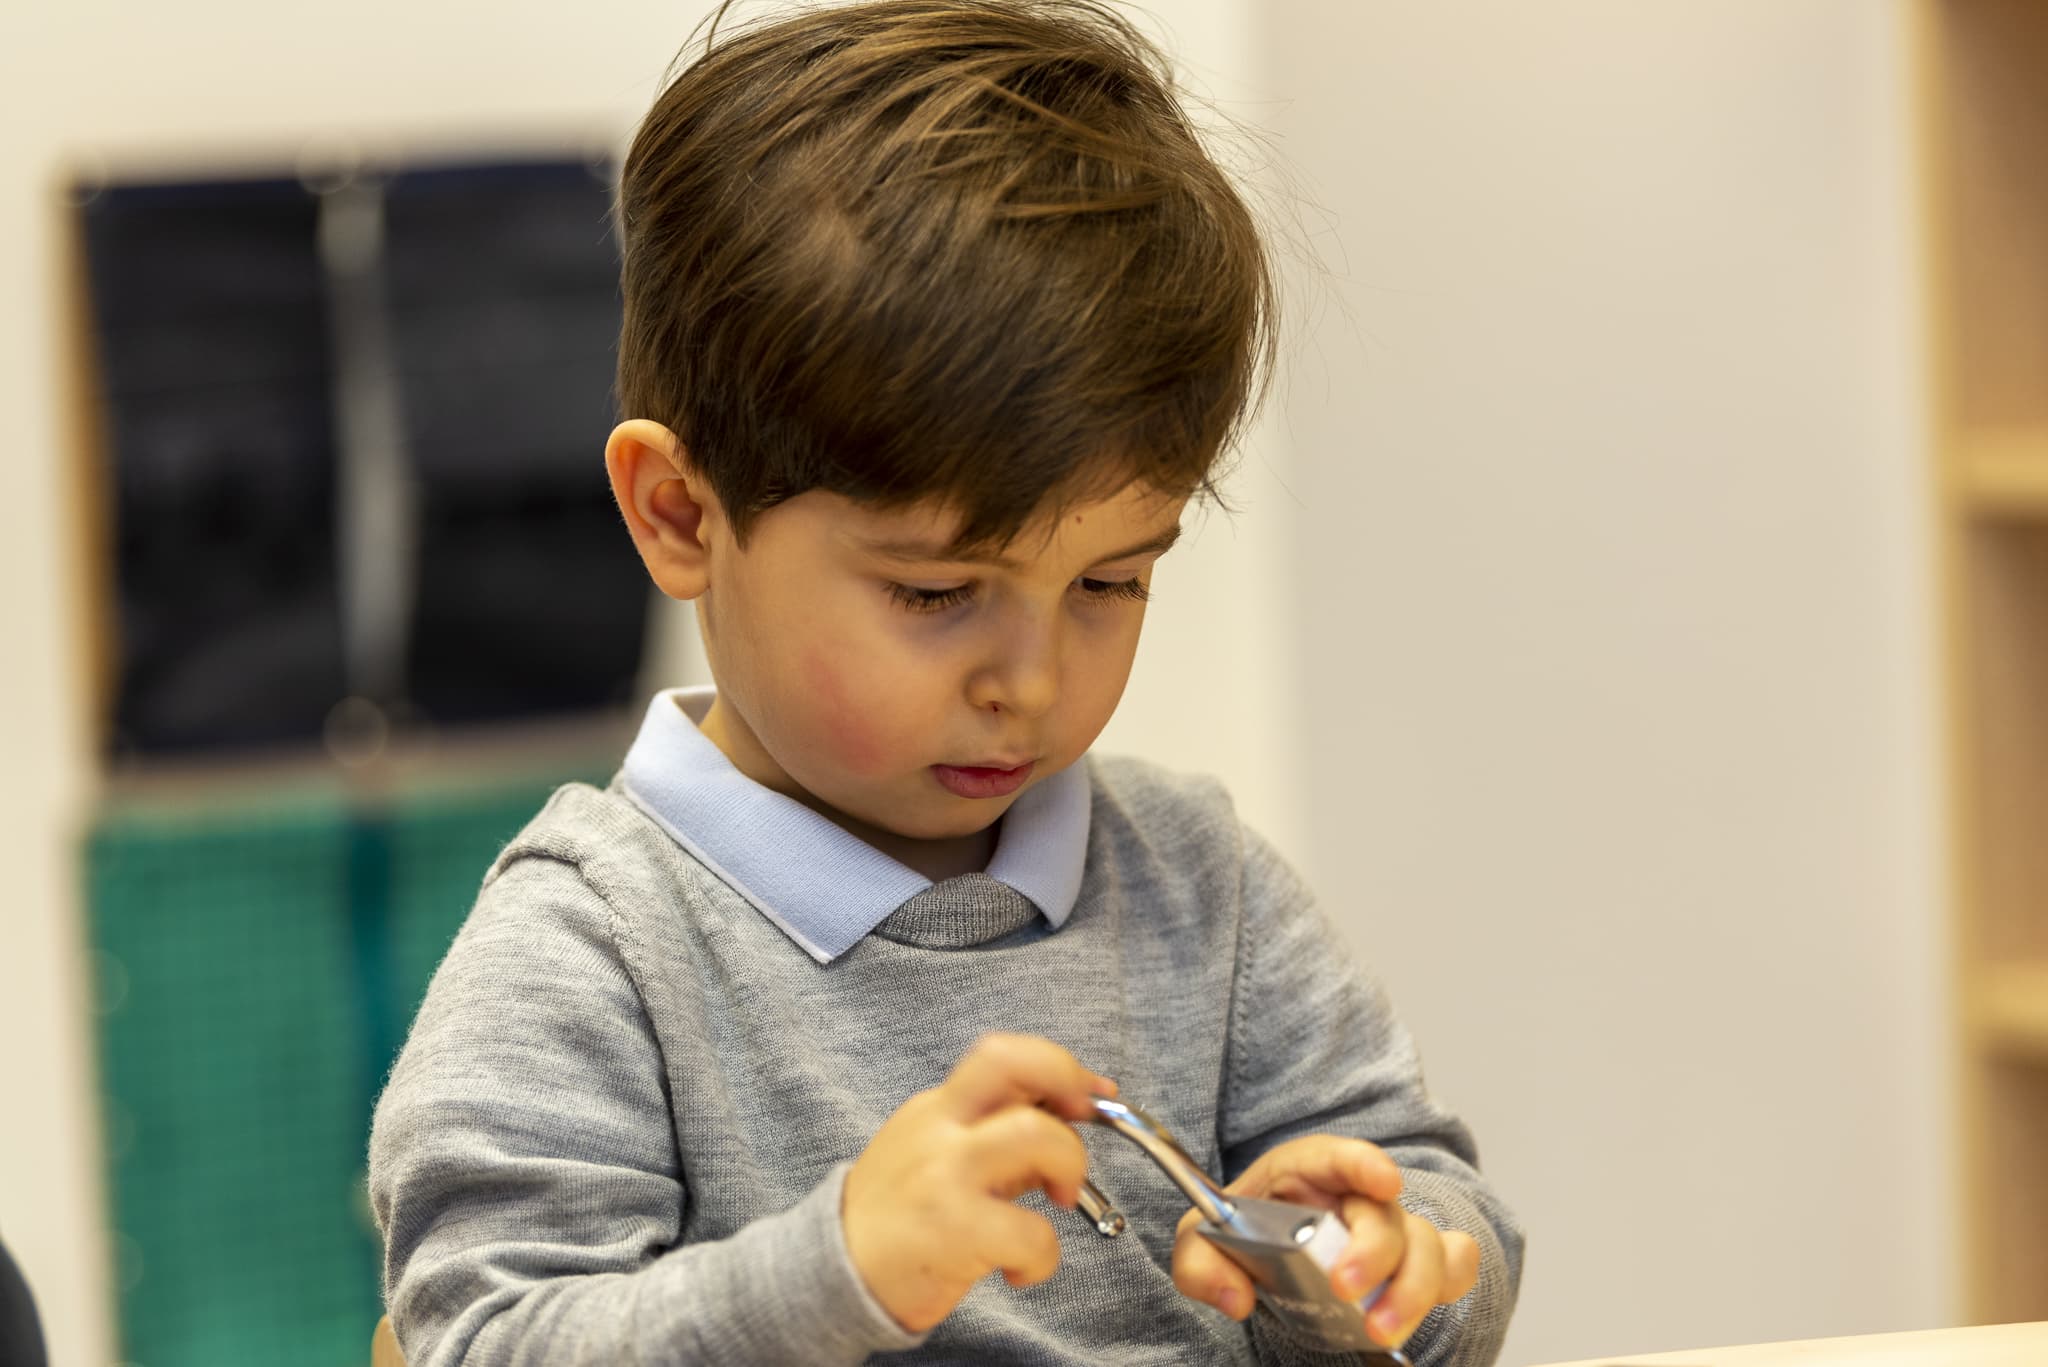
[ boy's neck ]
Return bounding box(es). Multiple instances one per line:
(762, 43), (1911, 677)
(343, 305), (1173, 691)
(696, 695), (997, 882)
(844, 816), (997, 884)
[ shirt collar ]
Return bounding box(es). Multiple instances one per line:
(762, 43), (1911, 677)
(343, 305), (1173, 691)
(618, 687), (1092, 963)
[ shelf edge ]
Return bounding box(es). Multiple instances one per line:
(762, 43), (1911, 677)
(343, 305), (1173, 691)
(1971, 961), (2048, 1060)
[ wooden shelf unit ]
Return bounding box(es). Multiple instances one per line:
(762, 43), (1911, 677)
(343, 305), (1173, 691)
(1917, 0), (2048, 1326)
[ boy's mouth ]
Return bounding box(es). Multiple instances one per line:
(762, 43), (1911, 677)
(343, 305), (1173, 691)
(930, 760), (1035, 799)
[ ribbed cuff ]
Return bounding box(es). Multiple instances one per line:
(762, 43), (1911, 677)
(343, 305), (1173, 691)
(1394, 1167), (1516, 1367)
(640, 1161), (929, 1364)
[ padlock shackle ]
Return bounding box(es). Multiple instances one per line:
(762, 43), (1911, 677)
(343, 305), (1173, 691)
(1085, 1097), (1240, 1230)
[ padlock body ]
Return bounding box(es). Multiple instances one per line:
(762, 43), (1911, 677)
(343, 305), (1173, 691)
(1200, 1196), (1409, 1364)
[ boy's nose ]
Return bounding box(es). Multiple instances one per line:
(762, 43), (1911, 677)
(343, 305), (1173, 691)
(967, 622), (1060, 719)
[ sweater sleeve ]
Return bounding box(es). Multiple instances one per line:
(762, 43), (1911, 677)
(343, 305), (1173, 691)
(366, 854), (924, 1367)
(1216, 826), (1525, 1367)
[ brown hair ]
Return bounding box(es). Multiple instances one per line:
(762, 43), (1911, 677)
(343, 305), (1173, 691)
(616, 0), (1274, 549)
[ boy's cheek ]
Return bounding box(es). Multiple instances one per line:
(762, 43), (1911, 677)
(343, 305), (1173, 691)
(797, 646), (913, 778)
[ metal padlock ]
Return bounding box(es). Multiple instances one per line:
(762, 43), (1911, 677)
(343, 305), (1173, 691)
(1079, 1096), (1412, 1365)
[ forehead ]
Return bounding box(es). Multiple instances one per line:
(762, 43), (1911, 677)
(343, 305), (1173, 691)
(842, 482), (1188, 568)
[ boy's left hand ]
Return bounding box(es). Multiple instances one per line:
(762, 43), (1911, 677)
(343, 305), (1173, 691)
(1170, 1135), (1480, 1350)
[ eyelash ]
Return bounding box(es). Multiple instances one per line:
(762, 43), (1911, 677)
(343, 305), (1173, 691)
(887, 578), (1151, 614)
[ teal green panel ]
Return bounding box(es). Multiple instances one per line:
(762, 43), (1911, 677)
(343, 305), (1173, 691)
(84, 771), (604, 1367)
(87, 798), (372, 1367)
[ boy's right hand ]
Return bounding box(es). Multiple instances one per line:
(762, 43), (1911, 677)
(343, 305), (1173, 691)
(842, 1033), (1115, 1334)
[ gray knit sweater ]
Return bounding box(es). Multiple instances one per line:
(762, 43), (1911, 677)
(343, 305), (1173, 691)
(368, 755), (1523, 1365)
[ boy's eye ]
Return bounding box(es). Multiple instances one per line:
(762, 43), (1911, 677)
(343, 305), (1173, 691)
(887, 577), (1150, 613)
(1076, 577), (1151, 604)
(888, 582), (975, 613)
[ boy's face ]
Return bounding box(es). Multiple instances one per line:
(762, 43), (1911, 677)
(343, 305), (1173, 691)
(692, 479), (1184, 865)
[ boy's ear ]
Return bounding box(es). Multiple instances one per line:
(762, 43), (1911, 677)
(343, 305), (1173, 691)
(605, 419), (720, 601)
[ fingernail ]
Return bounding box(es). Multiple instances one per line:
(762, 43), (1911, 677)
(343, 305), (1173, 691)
(1218, 1288), (1248, 1319)
(1335, 1265), (1367, 1298)
(1371, 1305), (1401, 1342)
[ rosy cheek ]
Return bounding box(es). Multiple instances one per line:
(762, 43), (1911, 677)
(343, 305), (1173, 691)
(801, 647), (896, 776)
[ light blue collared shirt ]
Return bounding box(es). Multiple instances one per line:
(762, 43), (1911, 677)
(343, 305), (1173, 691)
(619, 688), (1092, 963)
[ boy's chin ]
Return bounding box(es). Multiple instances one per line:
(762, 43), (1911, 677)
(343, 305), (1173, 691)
(879, 804), (1009, 844)
(861, 789), (1017, 843)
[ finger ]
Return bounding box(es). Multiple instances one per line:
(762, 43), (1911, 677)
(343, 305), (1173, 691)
(1441, 1230), (1481, 1303)
(1331, 1194), (1405, 1301)
(1235, 1135), (1402, 1205)
(941, 1033), (1116, 1123)
(960, 1105), (1091, 1207)
(1361, 1209), (1445, 1349)
(1172, 1209), (1257, 1320)
(1264, 1172), (1342, 1213)
(970, 1199), (1064, 1289)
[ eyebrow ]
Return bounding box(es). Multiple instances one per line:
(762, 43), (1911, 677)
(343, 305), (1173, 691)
(861, 523), (1184, 569)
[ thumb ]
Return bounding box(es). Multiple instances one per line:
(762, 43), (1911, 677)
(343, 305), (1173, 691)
(1238, 1136), (1402, 1205)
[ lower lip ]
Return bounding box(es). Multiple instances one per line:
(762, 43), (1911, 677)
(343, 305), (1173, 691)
(930, 761), (1036, 799)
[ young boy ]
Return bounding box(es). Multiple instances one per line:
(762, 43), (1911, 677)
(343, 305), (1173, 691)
(368, 2), (1524, 1363)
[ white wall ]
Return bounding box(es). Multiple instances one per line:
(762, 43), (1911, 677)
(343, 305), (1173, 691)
(0, 3), (1290, 1364)
(1268, 3), (1948, 1364)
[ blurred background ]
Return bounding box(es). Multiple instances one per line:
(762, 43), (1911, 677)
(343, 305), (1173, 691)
(4, 1), (2040, 1364)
